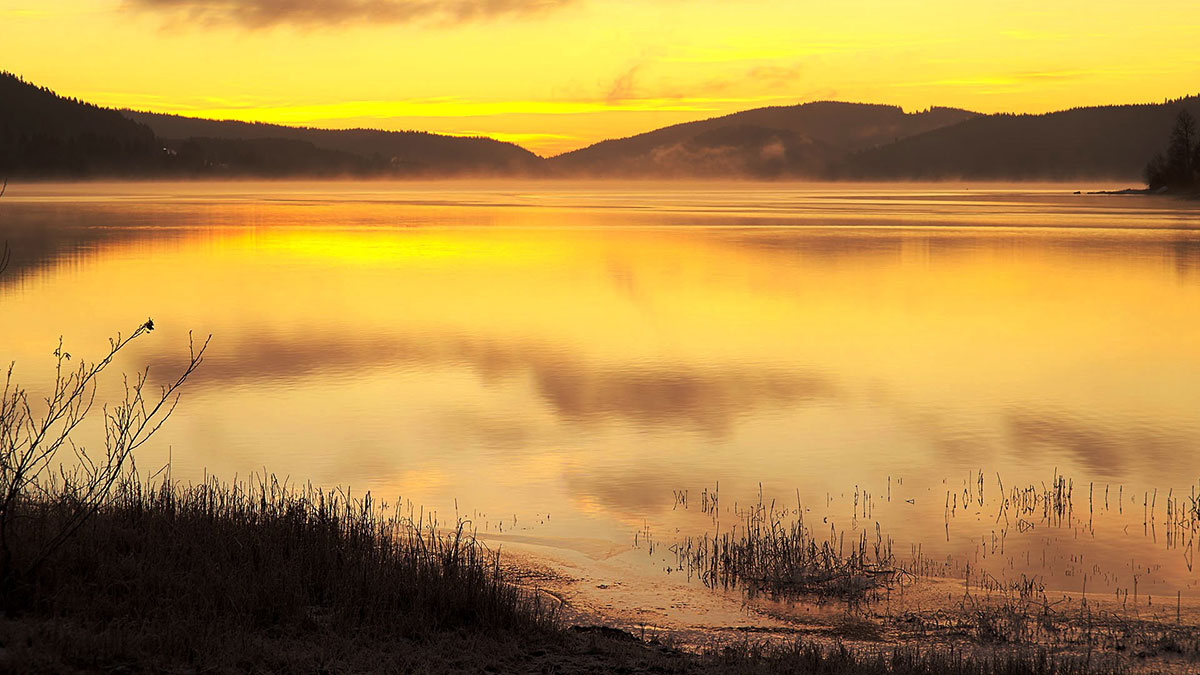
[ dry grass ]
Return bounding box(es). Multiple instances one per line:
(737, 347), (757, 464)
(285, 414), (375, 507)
(0, 471), (1140, 673)
(0, 471), (558, 672)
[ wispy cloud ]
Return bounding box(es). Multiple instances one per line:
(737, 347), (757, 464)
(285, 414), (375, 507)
(600, 60), (807, 104)
(123, 0), (576, 29)
(605, 64), (642, 104)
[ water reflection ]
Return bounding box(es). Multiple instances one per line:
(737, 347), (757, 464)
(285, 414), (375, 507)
(1005, 407), (1198, 477)
(145, 331), (838, 434)
(1, 182), (1199, 597)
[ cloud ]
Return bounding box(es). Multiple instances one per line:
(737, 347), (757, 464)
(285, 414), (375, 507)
(605, 64), (642, 104)
(125, 0), (576, 28)
(602, 61), (806, 105)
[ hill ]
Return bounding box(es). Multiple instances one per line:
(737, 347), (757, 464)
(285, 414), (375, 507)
(0, 72), (542, 178)
(5, 70), (1199, 182)
(0, 72), (160, 177)
(547, 102), (977, 177)
(123, 110), (542, 176)
(841, 97), (1200, 180)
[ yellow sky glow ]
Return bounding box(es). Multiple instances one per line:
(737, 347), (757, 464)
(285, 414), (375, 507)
(2, 0), (1198, 155)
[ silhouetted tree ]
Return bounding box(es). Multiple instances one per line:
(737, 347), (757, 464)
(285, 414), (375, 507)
(1167, 110), (1196, 182)
(1148, 109), (1198, 190)
(1193, 133), (1200, 183)
(1144, 152), (1168, 190)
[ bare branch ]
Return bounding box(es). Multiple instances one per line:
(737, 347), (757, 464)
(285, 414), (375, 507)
(0, 322), (210, 586)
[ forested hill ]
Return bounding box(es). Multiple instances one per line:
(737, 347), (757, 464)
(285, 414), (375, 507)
(123, 110), (542, 175)
(4, 70), (1198, 182)
(840, 97), (1200, 180)
(547, 102), (977, 177)
(0, 73), (540, 177)
(0, 72), (160, 176)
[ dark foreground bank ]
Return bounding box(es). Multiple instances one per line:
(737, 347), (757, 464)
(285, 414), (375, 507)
(0, 472), (1121, 674)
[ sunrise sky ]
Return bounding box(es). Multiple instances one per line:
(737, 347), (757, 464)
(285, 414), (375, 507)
(2, 0), (1198, 156)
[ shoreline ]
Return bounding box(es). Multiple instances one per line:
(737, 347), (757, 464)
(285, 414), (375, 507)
(1084, 186), (1200, 199)
(4, 470), (1184, 674)
(496, 527), (1200, 668)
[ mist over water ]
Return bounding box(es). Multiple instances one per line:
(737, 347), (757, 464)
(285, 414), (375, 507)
(3, 181), (1199, 607)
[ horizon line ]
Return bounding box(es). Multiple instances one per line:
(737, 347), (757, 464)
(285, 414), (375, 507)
(6, 71), (1198, 158)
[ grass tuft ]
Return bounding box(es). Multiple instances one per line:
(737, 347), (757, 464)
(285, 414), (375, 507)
(0, 472), (557, 671)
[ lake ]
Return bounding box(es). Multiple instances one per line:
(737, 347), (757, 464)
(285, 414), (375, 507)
(2, 181), (1199, 631)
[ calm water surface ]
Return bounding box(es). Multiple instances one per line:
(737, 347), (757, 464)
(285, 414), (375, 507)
(3, 181), (1199, 616)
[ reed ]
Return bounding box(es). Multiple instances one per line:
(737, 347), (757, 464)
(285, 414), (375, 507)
(0, 469), (1154, 673)
(671, 492), (899, 601)
(0, 470), (558, 671)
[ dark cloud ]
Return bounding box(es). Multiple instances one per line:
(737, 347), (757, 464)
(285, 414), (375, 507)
(125, 0), (576, 28)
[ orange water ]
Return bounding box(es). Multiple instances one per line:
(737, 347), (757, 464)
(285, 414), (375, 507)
(2, 181), (1199, 618)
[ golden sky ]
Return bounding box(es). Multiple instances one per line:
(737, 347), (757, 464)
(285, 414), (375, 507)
(2, 0), (1198, 155)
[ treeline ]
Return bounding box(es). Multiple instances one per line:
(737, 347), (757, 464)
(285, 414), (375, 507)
(840, 97), (1200, 181)
(0, 72), (539, 178)
(124, 110), (542, 175)
(549, 97), (1200, 181)
(165, 137), (389, 176)
(0, 73), (160, 176)
(547, 102), (977, 178)
(5, 70), (1200, 183)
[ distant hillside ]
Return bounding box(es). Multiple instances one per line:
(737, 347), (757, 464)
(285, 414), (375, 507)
(0, 72), (543, 178)
(167, 136), (389, 177)
(124, 110), (543, 176)
(0, 72), (160, 177)
(5, 70), (1199, 182)
(547, 102), (977, 177)
(841, 97), (1200, 180)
